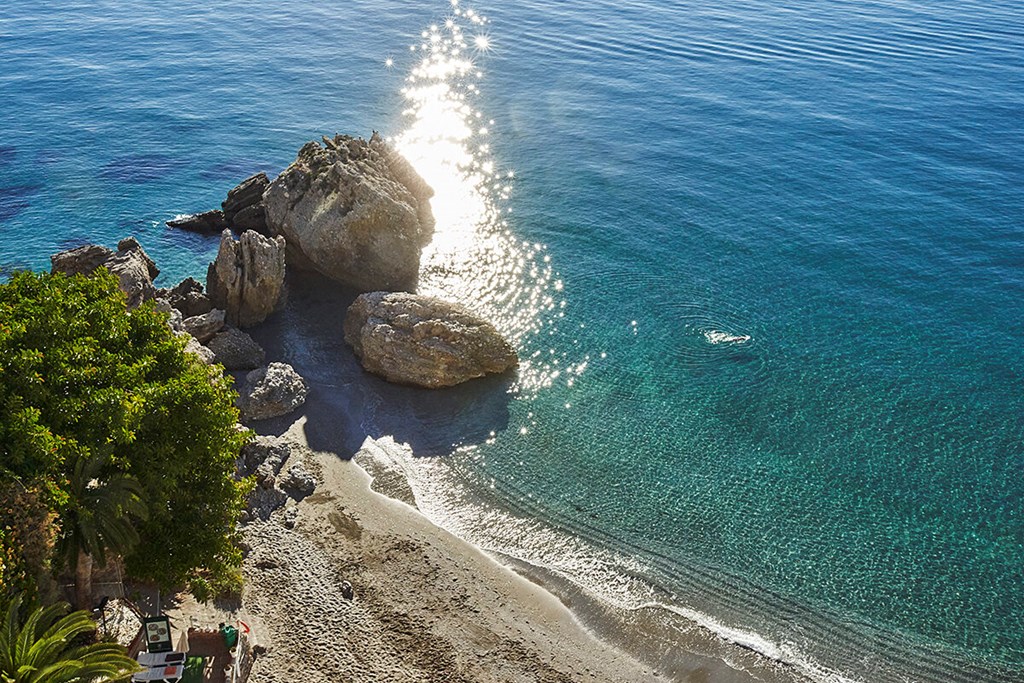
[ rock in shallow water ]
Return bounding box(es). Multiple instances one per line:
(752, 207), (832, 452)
(263, 133), (434, 291)
(166, 209), (228, 234)
(343, 291), (518, 388)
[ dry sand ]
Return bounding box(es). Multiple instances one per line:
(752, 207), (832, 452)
(238, 425), (666, 683)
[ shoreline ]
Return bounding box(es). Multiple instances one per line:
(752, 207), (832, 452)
(239, 272), (789, 682)
(241, 419), (667, 682)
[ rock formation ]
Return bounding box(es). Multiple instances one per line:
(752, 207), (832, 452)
(343, 292), (518, 388)
(263, 133), (434, 291)
(206, 327), (266, 370)
(180, 308), (225, 343)
(223, 172), (269, 234)
(50, 238), (158, 309)
(238, 362), (308, 421)
(165, 210), (227, 234)
(161, 277), (213, 318)
(206, 229), (286, 328)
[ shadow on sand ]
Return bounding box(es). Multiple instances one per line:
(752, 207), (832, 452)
(243, 270), (513, 458)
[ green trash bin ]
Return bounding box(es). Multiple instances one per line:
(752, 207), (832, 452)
(220, 624), (238, 649)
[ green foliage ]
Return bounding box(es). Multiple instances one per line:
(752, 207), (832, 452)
(0, 595), (139, 683)
(57, 455), (147, 571)
(0, 271), (250, 598)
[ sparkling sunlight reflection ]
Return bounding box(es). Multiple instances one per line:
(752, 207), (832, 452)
(393, 6), (587, 394)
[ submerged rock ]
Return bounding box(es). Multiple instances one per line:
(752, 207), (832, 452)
(238, 362), (308, 421)
(263, 133), (434, 291)
(206, 229), (286, 328)
(343, 291), (518, 388)
(206, 327), (265, 370)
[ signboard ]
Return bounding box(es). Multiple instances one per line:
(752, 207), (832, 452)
(142, 616), (173, 654)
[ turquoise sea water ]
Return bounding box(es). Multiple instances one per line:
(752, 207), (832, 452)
(2, 1), (1022, 681)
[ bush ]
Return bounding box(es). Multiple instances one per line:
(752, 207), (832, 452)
(0, 270), (250, 598)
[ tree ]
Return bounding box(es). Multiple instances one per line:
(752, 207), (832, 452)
(0, 595), (138, 683)
(0, 270), (249, 599)
(56, 455), (147, 610)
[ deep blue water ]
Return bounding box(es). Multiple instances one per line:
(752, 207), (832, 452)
(2, 1), (1022, 681)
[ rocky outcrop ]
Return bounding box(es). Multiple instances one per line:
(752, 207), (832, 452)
(180, 308), (225, 343)
(206, 327), (265, 370)
(223, 172), (269, 234)
(166, 210), (228, 234)
(162, 277), (213, 318)
(50, 244), (114, 276)
(343, 292), (518, 388)
(238, 362), (308, 421)
(50, 238), (157, 309)
(263, 133), (434, 291)
(206, 230), (286, 328)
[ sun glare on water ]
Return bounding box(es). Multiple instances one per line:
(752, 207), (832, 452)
(392, 5), (583, 393)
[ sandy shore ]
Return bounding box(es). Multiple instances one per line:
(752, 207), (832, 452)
(239, 422), (665, 682)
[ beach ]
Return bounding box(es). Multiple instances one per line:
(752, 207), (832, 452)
(227, 273), (776, 683)
(239, 429), (667, 683)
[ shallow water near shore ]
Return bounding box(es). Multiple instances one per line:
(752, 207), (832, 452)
(4, 0), (1023, 681)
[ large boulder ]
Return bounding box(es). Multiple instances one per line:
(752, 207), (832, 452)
(343, 292), (518, 388)
(237, 362), (308, 421)
(206, 327), (265, 370)
(206, 229), (286, 328)
(263, 133), (434, 291)
(50, 244), (114, 276)
(50, 238), (157, 309)
(180, 308), (225, 343)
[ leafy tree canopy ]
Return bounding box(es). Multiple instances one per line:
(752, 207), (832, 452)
(0, 271), (249, 600)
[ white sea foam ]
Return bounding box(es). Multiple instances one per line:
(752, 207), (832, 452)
(703, 329), (751, 344)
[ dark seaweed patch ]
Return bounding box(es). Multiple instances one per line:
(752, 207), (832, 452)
(99, 154), (184, 183)
(0, 183), (43, 223)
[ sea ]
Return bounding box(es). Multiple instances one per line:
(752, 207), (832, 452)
(2, 1), (1022, 681)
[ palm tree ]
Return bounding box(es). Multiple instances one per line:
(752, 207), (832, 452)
(57, 454), (147, 610)
(0, 595), (139, 682)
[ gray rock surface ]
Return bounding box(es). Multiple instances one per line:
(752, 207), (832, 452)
(105, 247), (156, 309)
(116, 237), (159, 280)
(182, 333), (216, 365)
(223, 172), (269, 233)
(263, 133), (434, 291)
(238, 362), (308, 421)
(279, 462), (316, 498)
(206, 327), (265, 370)
(207, 229), (286, 328)
(166, 209), (228, 234)
(162, 277), (214, 319)
(51, 239), (156, 308)
(238, 435), (291, 478)
(180, 308), (226, 343)
(343, 291), (518, 388)
(50, 244), (115, 276)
